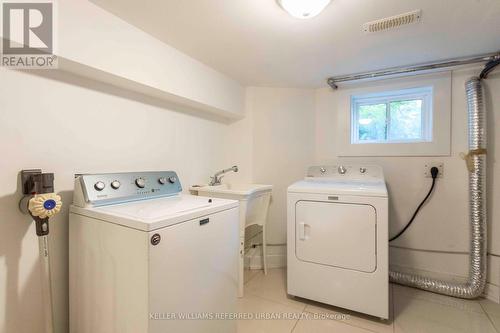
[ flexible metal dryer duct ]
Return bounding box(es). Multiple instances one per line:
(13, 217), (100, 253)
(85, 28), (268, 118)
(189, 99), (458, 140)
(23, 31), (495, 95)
(389, 77), (488, 298)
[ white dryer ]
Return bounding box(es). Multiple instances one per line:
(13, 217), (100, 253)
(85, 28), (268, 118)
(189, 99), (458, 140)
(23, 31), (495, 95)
(69, 171), (239, 333)
(287, 165), (389, 319)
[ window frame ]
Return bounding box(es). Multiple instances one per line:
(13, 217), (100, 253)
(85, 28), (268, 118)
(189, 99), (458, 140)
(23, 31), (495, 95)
(350, 86), (433, 145)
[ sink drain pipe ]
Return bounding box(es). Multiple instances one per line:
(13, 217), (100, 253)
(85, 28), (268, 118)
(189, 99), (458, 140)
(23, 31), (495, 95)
(389, 77), (488, 298)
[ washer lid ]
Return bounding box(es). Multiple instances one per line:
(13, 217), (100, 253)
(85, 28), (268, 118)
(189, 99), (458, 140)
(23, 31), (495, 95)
(70, 194), (238, 231)
(288, 179), (388, 197)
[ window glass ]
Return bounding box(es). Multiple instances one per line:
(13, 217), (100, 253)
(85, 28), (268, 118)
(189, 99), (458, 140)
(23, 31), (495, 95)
(351, 87), (432, 144)
(358, 103), (387, 142)
(389, 100), (423, 141)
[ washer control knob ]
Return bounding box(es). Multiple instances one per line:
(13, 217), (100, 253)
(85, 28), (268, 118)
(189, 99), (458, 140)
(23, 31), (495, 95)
(168, 176), (177, 184)
(319, 167), (327, 174)
(135, 177), (146, 188)
(158, 177), (167, 185)
(94, 181), (105, 191)
(111, 180), (121, 189)
(338, 165), (347, 175)
(359, 167), (367, 174)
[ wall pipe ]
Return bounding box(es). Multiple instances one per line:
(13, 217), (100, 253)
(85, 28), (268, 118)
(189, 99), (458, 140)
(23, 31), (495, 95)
(326, 52), (500, 89)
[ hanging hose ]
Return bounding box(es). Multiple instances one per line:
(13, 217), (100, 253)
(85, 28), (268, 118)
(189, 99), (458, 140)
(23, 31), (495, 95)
(19, 171), (62, 333)
(28, 193), (62, 333)
(389, 76), (489, 299)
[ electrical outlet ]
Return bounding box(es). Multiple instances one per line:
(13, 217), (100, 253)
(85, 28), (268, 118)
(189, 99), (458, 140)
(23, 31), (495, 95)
(424, 163), (444, 178)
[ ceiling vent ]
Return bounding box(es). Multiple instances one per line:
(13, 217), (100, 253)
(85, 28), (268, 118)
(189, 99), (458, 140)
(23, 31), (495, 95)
(363, 10), (422, 33)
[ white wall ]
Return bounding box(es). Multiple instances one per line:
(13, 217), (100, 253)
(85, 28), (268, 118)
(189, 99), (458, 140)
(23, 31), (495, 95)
(0, 68), (234, 333)
(221, 92), (255, 185)
(239, 87), (316, 248)
(315, 67), (500, 297)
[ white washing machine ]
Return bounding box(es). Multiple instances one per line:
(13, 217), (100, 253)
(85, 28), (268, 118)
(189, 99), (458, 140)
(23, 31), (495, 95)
(69, 171), (239, 333)
(287, 165), (389, 319)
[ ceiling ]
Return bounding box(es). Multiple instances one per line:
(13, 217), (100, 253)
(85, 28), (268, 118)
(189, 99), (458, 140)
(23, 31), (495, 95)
(92, 0), (500, 88)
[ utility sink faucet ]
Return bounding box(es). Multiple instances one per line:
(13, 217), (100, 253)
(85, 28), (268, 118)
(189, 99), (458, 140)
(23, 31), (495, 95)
(209, 166), (238, 186)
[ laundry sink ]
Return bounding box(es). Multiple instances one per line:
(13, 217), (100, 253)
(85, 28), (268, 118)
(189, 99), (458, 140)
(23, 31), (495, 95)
(190, 183), (272, 298)
(190, 183), (272, 199)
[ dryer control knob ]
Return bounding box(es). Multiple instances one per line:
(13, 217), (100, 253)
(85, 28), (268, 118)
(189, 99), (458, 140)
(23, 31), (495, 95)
(320, 167), (327, 174)
(168, 176), (177, 184)
(338, 165), (347, 175)
(135, 178), (146, 188)
(158, 177), (167, 185)
(111, 180), (121, 189)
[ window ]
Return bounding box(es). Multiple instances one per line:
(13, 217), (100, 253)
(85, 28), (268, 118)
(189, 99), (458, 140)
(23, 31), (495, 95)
(351, 87), (433, 144)
(335, 72), (450, 157)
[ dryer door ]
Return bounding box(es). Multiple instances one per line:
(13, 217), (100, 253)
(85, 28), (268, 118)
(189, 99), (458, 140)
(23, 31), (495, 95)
(295, 200), (376, 273)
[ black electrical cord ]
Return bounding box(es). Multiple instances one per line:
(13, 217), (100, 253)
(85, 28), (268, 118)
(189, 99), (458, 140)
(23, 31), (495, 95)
(389, 59), (497, 242)
(479, 58), (500, 80)
(389, 167), (439, 242)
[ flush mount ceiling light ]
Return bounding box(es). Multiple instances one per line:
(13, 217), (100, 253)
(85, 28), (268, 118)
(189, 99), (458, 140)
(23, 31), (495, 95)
(277, 0), (332, 19)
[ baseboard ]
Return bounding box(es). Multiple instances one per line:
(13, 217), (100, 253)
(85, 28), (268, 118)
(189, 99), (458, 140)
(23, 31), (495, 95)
(244, 245), (286, 269)
(485, 283), (500, 303)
